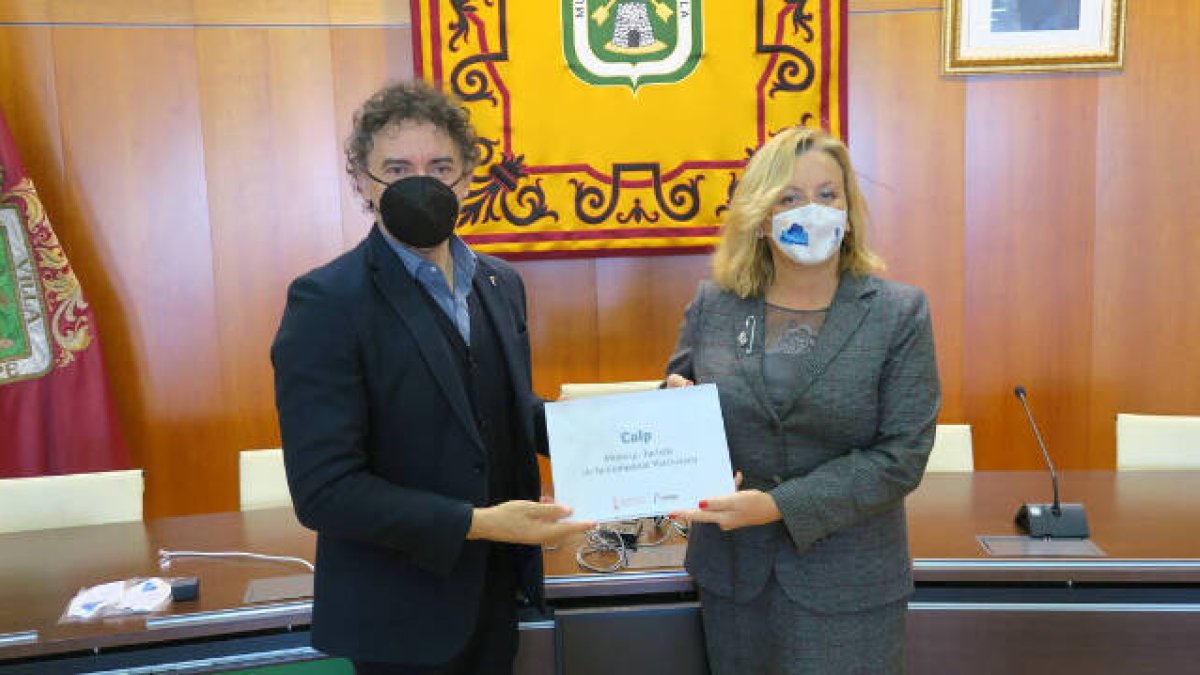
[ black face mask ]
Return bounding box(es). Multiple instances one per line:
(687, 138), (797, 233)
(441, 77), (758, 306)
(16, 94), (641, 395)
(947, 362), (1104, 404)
(370, 174), (461, 248)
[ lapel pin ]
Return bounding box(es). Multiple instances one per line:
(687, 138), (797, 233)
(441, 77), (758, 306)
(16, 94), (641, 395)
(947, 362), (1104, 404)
(742, 315), (756, 355)
(488, 274), (497, 287)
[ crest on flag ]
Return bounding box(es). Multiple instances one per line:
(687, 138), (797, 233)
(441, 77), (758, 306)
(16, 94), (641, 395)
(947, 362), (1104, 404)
(412, 0), (846, 258)
(562, 0), (702, 90)
(0, 173), (92, 385)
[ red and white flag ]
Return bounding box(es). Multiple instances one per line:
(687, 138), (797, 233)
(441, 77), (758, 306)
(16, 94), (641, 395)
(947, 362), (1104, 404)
(0, 110), (129, 476)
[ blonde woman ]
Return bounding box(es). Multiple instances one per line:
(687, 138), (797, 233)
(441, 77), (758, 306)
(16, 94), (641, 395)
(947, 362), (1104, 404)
(667, 127), (940, 673)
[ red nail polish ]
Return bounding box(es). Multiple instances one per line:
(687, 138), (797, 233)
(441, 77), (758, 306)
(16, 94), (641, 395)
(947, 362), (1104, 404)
(699, 500), (709, 509)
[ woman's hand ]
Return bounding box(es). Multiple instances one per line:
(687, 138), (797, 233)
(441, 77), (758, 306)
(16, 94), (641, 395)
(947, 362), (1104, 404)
(665, 373), (694, 388)
(670, 471), (781, 531)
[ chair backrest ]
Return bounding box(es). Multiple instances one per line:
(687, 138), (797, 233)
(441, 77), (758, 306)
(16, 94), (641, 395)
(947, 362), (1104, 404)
(925, 424), (974, 472)
(1116, 414), (1200, 470)
(558, 380), (663, 401)
(239, 448), (293, 511)
(0, 469), (144, 534)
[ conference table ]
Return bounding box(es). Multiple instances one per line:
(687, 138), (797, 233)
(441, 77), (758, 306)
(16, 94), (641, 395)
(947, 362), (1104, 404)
(2, 471), (1199, 674)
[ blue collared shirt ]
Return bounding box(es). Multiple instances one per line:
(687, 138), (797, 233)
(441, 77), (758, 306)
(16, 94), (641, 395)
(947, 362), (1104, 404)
(384, 233), (477, 344)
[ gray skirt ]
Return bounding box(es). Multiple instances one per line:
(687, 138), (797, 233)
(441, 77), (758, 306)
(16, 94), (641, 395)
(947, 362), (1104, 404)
(699, 574), (907, 675)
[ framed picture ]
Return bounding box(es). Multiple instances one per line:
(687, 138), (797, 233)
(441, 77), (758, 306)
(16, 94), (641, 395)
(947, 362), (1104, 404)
(943, 0), (1126, 74)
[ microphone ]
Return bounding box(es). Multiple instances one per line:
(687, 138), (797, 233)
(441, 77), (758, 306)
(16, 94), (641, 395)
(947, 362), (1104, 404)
(1012, 385), (1089, 538)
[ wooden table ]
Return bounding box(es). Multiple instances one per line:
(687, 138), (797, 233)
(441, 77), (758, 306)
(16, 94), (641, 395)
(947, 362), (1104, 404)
(2, 472), (1199, 674)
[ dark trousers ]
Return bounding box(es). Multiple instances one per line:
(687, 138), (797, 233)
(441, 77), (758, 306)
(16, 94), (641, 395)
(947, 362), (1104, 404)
(354, 545), (519, 675)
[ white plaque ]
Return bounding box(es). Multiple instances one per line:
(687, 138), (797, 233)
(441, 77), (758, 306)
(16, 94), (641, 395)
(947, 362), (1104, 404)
(546, 383), (735, 523)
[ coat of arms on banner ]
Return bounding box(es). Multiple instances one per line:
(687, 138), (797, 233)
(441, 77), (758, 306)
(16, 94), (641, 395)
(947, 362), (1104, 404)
(0, 171), (90, 385)
(562, 0), (703, 90)
(412, 0), (846, 259)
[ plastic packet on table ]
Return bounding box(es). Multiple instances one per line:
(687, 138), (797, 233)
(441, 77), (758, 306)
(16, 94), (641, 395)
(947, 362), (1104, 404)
(59, 577), (174, 623)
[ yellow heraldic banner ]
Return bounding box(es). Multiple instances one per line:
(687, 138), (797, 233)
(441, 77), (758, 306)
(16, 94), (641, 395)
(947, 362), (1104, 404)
(412, 0), (847, 259)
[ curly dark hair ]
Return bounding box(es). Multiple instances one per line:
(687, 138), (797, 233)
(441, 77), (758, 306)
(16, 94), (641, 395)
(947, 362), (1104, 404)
(345, 80), (480, 200)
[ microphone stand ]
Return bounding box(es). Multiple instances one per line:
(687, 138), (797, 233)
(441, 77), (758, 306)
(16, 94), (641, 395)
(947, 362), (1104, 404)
(1012, 386), (1090, 538)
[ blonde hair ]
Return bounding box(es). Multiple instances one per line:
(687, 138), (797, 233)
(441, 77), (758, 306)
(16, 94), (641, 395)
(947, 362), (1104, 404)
(712, 127), (883, 298)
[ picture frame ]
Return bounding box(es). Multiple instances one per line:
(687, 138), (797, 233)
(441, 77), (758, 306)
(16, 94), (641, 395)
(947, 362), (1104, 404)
(943, 0), (1126, 74)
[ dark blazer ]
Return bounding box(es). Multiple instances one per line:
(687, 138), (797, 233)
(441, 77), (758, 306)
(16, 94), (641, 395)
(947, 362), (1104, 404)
(667, 273), (940, 614)
(271, 227), (543, 665)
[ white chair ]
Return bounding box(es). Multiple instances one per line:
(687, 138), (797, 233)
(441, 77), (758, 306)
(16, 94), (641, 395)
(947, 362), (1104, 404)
(0, 469), (144, 534)
(558, 380), (663, 401)
(1116, 414), (1200, 470)
(925, 424), (974, 472)
(239, 449), (293, 510)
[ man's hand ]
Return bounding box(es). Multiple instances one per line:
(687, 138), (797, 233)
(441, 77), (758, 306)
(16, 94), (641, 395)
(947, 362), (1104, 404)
(468, 500), (594, 545)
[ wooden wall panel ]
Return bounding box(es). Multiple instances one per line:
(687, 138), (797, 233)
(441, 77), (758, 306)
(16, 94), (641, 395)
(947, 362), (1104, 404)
(849, 0), (940, 10)
(193, 0), (333, 25)
(963, 76), (1098, 470)
(0, 0), (413, 25)
(514, 260), (600, 401)
(1090, 1), (1200, 463)
(48, 0), (193, 23)
(327, 0), (412, 25)
(50, 27), (230, 515)
(195, 27), (346, 471)
(0, 0), (50, 23)
(0, 27), (65, 238)
(594, 256), (710, 383)
(847, 8), (966, 423)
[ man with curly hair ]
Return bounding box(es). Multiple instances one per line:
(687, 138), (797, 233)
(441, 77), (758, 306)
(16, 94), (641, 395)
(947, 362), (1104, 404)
(272, 80), (591, 675)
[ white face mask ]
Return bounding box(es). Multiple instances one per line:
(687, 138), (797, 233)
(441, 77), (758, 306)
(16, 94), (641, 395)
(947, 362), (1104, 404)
(769, 203), (848, 266)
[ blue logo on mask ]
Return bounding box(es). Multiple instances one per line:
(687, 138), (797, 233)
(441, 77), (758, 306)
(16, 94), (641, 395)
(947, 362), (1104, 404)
(780, 224), (808, 246)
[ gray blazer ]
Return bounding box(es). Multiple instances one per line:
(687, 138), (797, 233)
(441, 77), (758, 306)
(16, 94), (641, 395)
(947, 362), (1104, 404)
(667, 272), (940, 613)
